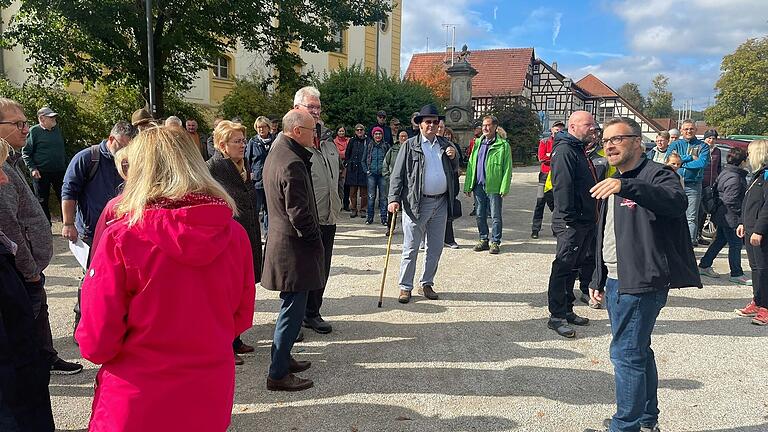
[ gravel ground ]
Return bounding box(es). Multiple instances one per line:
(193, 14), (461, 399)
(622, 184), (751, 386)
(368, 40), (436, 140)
(45, 166), (767, 432)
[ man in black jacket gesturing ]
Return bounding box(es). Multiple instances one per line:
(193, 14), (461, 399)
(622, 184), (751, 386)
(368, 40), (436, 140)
(546, 111), (599, 338)
(584, 117), (701, 432)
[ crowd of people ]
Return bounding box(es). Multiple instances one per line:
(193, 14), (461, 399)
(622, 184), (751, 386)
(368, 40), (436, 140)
(1, 90), (767, 432)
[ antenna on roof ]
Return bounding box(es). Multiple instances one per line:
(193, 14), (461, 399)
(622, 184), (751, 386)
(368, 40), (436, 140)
(442, 24), (457, 65)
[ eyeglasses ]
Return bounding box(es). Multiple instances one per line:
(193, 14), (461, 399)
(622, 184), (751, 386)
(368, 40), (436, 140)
(229, 139), (246, 144)
(681, 128), (696, 131)
(601, 135), (639, 145)
(0, 120), (29, 130)
(297, 125), (315, 132)
(355, 128), (364, 131)
(422, 120), (440, 125)
(298, 103), (322, 112)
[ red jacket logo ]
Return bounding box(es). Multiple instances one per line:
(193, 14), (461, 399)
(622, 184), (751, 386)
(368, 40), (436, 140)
(620, 198), (637, 209)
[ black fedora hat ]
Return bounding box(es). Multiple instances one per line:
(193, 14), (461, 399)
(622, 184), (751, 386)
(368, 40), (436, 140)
(413, 104), (445, 124)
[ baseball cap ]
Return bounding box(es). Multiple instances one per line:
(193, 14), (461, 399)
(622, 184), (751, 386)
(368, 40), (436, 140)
(376, 110), (387, 117)
(552, 121), (565, 128)
(37, 107), (57, 117)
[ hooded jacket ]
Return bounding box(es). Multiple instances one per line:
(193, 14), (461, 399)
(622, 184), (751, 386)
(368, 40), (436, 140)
(76, 196), (255, 432)
(714, 164), (748, 229)
(593, 158), (702, 294)
(245, 134), (273, 189)
(742, 166), (768, 236)
(549, 131), (598, 225)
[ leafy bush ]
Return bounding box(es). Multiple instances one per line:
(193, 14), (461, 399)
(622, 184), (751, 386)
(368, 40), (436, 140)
(486, 97), (543, 165)
(316, 65), (438, 133)
(218, 75), (295, 133)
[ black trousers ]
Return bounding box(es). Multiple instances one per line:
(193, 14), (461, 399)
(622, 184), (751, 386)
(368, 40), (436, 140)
(26, 276), (59, 365)
(305, 224), (336, 319)
(547, 222), (595, 318)
(32, 170), (64, 223)
(745, 236), (768, 308)
(444, 218), (456, 244)
(532, 171), (554, 233)
(577, 237), (597, 294)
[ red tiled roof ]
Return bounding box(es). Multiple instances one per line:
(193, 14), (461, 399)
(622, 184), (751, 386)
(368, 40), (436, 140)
(653, 118), (676, 130)
(404, 48), (535, 97)
(576, 74), (618, 98)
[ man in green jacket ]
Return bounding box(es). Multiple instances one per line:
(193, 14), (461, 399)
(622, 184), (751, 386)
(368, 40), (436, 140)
(464, 115), (513, 254)
(22, 107), (67, 223)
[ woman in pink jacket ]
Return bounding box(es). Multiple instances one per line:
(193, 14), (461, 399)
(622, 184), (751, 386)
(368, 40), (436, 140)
(75, 126), (256, 432)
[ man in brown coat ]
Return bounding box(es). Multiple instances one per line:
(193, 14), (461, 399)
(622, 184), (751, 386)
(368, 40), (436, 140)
(262, 109), (324, 392)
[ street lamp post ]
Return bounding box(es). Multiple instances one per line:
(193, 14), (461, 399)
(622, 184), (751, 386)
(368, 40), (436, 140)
(146, 0), (157, 117)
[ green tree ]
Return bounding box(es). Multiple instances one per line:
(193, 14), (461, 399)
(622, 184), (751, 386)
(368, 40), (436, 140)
(316, 65), (438, 133)
(645, 74), (674, 118)
(705, 37), (768, 135)
(616, 82), (645, 112)
(488, 96), (542, 164)
(0, 0), (390, 116)
(218, 75), (296, 133)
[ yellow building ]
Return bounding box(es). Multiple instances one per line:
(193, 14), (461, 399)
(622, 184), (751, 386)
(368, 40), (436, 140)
(1, 2), (402, 108)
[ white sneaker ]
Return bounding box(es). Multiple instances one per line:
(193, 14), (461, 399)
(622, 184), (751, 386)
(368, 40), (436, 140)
(698, 266), (720, 278)
(729, 275), (752, 286)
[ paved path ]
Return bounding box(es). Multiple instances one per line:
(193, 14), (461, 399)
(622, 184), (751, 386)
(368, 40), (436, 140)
(45, 166), (767, 431)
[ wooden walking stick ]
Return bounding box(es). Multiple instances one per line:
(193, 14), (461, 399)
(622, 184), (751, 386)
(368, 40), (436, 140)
(378, 208), (399, 308)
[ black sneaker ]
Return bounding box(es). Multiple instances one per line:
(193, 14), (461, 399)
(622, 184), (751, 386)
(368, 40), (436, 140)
(365, 219), (373, 225)
(531, 231), (539, 239)
(303, 316), (332, 334)
(547, 318), (575, 338)
(51, 359), (83, 375)
(566, 312), (590, 326)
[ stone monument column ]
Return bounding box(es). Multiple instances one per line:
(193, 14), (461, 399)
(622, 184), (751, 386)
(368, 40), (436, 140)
(444, 46), (478, 153)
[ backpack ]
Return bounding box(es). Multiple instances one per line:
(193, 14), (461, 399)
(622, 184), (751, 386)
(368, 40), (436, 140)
(86, 145), (101, 182)
(701, 180), (722, 214)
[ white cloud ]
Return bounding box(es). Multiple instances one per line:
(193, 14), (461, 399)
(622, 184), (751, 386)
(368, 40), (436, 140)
(552, 13), (562, 46)
(612, 0), (767, 56)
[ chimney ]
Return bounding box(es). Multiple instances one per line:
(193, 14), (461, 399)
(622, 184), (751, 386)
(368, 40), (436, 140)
(445, 46), (455, 62)
(552, 61), (558, 71)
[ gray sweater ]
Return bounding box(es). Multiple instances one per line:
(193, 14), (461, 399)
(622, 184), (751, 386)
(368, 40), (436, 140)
(0, 152), (52, 280)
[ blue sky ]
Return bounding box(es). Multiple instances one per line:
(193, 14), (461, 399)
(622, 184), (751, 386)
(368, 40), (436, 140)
(401, 0), (767, 111)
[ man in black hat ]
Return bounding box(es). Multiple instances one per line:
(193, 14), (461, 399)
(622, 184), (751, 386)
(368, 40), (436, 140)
(531, 121), (565, 238)
(388, 104), (459, 304)
(370, 110), (393, 146)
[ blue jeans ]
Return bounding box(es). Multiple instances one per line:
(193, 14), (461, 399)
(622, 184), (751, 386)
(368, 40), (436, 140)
(268, 291), (309, 380)
(699, 223), (744, 276)
(684, 183), (702, 242)
(473, 183), (503, 243)
(605, 278), (669, 432)
(366, 173), (388, 223)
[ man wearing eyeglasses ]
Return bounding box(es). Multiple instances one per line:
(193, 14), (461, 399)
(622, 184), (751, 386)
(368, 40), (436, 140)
(0, 98), (84, 376)
(546, 110), (598, 338)
(665, 119), (710, 243)
(293, 86), (342, 335)
(388, 104), (459, 304)
(585, 117), (700, 432)
(369, 110), (393, 146)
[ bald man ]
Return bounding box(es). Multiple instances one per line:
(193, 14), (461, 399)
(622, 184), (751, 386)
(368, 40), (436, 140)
(546, 111), (599, 338)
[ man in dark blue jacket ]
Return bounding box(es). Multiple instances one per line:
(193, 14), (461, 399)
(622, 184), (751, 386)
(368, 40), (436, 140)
(546, 110), (598, 338)
(585, 117), (701, 432)
(61, 121), (136, 333)
(665, 119), (710, 243)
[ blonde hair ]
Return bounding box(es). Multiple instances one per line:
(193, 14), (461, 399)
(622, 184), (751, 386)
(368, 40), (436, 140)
(497, 127), (507, 140)
(748, 140), (768, 171)
(0, 138), (10, 162)
(113, 147), (129, 180)
(253, 116), (270, 129)
(214, 120), (247, 153)
(116, 126), (237, 225)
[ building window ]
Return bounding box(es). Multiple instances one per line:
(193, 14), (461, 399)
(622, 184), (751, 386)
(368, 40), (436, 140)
(585, 102), (594, 113)
(546, 98), (556, 111)
(533, 63), (539, 72)
(332, 29), (344, 54)
(379, 16), (390, 33)
(213, 56), (230, 79)
(598, 106), (615, 123)
(533, 74), (540, 86)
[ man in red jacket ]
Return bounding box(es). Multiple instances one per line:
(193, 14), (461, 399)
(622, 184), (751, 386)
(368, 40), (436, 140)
(531, 121), (564, 238)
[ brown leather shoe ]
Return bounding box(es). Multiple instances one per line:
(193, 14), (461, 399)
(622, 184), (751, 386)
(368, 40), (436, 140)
(418, 284), (439, 300)
(398, 289), (411, 304)
(289, 357), (312, 373)
(234, 343), (255, 354)
(266, 373), (314, 391)
(234, 353), (245, 365)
